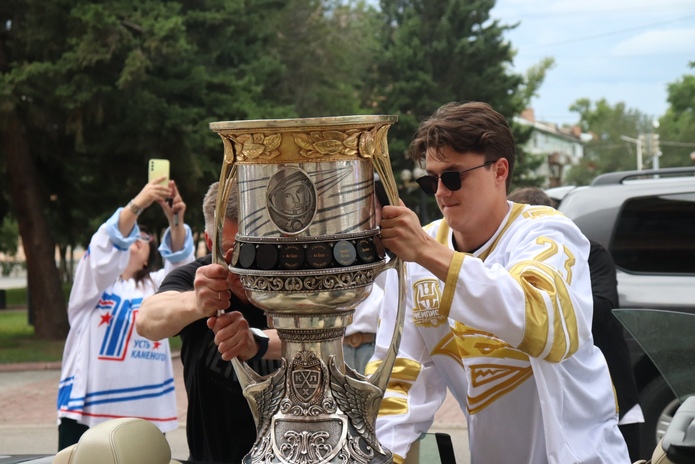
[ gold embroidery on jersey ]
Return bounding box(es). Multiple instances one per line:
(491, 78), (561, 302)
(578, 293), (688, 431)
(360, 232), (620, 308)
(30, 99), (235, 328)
(510, 261), (579, 361)
(372, 358), (418, 415)
(450, 322), (531, 362)
(535, 236), (559, 262)
(479, 203), (525, 261)
(439, 252), (465, 319)
(431, 322), (533, 414)
(434, 219), (450, 245)
(468, 363), (533, 414)
(521, 205), (564, 220)
(364, 359), (379, 376)
(388, 358), (422, 381)
(431, 331), (466, 367)
(412, 278), (447, 327)
(378, 396), (408, 416)
(563, 244), (575, 284)
(367, 357), (422, 396)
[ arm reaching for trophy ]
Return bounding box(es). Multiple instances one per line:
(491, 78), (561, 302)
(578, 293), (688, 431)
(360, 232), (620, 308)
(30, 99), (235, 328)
(137, 263), (231, 340)
(139, 261), (281, 361)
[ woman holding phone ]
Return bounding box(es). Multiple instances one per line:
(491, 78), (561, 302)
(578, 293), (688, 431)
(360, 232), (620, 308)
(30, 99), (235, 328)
(56, 176), (195, 450)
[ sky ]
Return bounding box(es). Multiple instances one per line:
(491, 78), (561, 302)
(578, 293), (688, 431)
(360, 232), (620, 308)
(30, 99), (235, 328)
(490, 0), (695, 126)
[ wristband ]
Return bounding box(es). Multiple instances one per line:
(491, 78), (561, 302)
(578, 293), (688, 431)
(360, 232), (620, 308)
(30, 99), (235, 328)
(127, 200), (144, 216)
(247, 328), (269, 363)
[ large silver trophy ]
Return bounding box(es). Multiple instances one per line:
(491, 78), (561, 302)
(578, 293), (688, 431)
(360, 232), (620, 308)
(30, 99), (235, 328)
(209, 115), (406, 464)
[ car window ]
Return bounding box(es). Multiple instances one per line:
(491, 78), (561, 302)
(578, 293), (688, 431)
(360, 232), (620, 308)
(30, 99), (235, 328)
(611, 193), (695, 274)
(613, 309), (695, 400)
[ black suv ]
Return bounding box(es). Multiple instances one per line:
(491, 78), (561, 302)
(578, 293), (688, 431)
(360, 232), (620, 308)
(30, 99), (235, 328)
(548, 166), (695, 458)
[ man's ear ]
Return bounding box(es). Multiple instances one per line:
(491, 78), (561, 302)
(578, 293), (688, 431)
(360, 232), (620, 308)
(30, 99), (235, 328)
(495, 158), (509, 185)
(204, 231), (213, 252)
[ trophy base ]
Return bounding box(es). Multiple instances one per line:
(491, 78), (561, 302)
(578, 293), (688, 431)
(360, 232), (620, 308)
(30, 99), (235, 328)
(238, 313), (392, 464)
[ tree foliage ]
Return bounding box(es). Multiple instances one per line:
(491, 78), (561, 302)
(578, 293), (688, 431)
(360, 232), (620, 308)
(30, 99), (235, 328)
(658, 65), (695, 167)
(565, 75), (695, 187)
(367, 0), (539, 219)
(1, 0), (372, 338)
(564, 98), (654, 185)
(1, 0), (554, 338)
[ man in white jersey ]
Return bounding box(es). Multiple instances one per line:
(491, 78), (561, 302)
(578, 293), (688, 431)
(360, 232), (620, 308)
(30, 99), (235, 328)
(368, 101), (631, 463)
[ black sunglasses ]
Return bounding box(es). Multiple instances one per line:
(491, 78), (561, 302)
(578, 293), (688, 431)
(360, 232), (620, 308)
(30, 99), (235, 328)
(416, 160), (496, 195)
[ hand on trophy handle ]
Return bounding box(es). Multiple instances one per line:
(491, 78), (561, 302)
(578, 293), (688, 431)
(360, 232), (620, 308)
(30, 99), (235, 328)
(193, 264), (232, 318)
(207, 312), (259, 362)
(379, 203), (432, 263)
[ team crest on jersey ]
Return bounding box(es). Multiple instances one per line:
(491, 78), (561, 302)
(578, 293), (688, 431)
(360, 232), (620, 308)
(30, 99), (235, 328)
(412, 278), (447, 327)
(97, 293), (142, 361)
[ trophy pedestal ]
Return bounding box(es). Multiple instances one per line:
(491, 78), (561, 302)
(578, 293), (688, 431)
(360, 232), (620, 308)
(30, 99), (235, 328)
(238, 311), (391, 464)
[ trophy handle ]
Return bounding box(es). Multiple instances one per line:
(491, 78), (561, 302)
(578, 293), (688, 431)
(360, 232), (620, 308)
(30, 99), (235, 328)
(212, 136), (237, 267)
(368, 153), (407, 393)
(211, 136), (255, 388)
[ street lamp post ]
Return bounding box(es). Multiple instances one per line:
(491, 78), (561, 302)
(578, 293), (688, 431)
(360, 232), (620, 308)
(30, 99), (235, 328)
(620, 135), (643, 171)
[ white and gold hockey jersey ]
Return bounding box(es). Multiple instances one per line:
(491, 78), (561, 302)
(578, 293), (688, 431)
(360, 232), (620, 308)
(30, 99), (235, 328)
(367, 202), (630, 464)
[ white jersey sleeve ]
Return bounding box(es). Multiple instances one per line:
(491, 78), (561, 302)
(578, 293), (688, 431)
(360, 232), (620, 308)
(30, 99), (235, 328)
(366, 267), (449, 463)
(67, 209), (135, 325)
(442, 204), (594, 362)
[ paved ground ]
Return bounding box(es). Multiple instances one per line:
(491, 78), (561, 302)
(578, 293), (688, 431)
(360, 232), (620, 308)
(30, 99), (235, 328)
(0, 357), (470, 463)
(0, 274), (469, 462)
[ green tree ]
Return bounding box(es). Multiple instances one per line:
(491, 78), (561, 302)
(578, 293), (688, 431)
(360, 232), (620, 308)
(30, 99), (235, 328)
(658, 65), (695, 167)
(265, 0), (381, 118)
(564, 98), (653, 185)
(367, 0), (545, 219)
(0, 0), (293, 339)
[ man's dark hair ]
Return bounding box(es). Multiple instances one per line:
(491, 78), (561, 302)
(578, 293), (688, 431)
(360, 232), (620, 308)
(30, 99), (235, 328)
(507, 187), (553, 206)
(409, 101), (516, 189)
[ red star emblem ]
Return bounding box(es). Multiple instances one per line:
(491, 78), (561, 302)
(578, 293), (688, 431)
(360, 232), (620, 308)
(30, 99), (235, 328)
(99, 313), (112, 326)
(153, 341), (161, 350)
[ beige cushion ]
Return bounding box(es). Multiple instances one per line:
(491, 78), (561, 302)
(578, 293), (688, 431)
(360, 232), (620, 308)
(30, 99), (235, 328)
(52, 444), (76, 464)
(650, 438), (672, 464)
(52, 418), (177, 464)
(631, 439), (673, 464)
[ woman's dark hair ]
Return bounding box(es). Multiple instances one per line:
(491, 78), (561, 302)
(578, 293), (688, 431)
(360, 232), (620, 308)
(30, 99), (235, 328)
(133, 225), (161, 286)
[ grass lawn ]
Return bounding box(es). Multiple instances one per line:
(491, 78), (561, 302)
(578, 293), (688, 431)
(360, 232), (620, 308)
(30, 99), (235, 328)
(0, 286), (182, 364)
(0, 309), (65, 364)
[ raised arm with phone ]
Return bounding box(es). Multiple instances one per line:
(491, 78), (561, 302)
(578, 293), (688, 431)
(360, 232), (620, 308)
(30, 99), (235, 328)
(56, 175), (195, 451)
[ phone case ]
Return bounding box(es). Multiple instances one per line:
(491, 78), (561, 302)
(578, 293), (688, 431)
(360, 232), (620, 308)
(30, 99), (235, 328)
(148, 159), (170, 186)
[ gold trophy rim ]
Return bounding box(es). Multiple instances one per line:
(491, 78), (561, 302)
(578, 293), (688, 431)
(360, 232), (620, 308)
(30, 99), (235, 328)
(209, 114), (398, 131)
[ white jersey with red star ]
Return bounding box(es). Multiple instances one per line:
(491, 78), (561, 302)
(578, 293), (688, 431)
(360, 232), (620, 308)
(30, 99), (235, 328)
(57, 208), (194, 433)
(368, 202), (630, 464)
